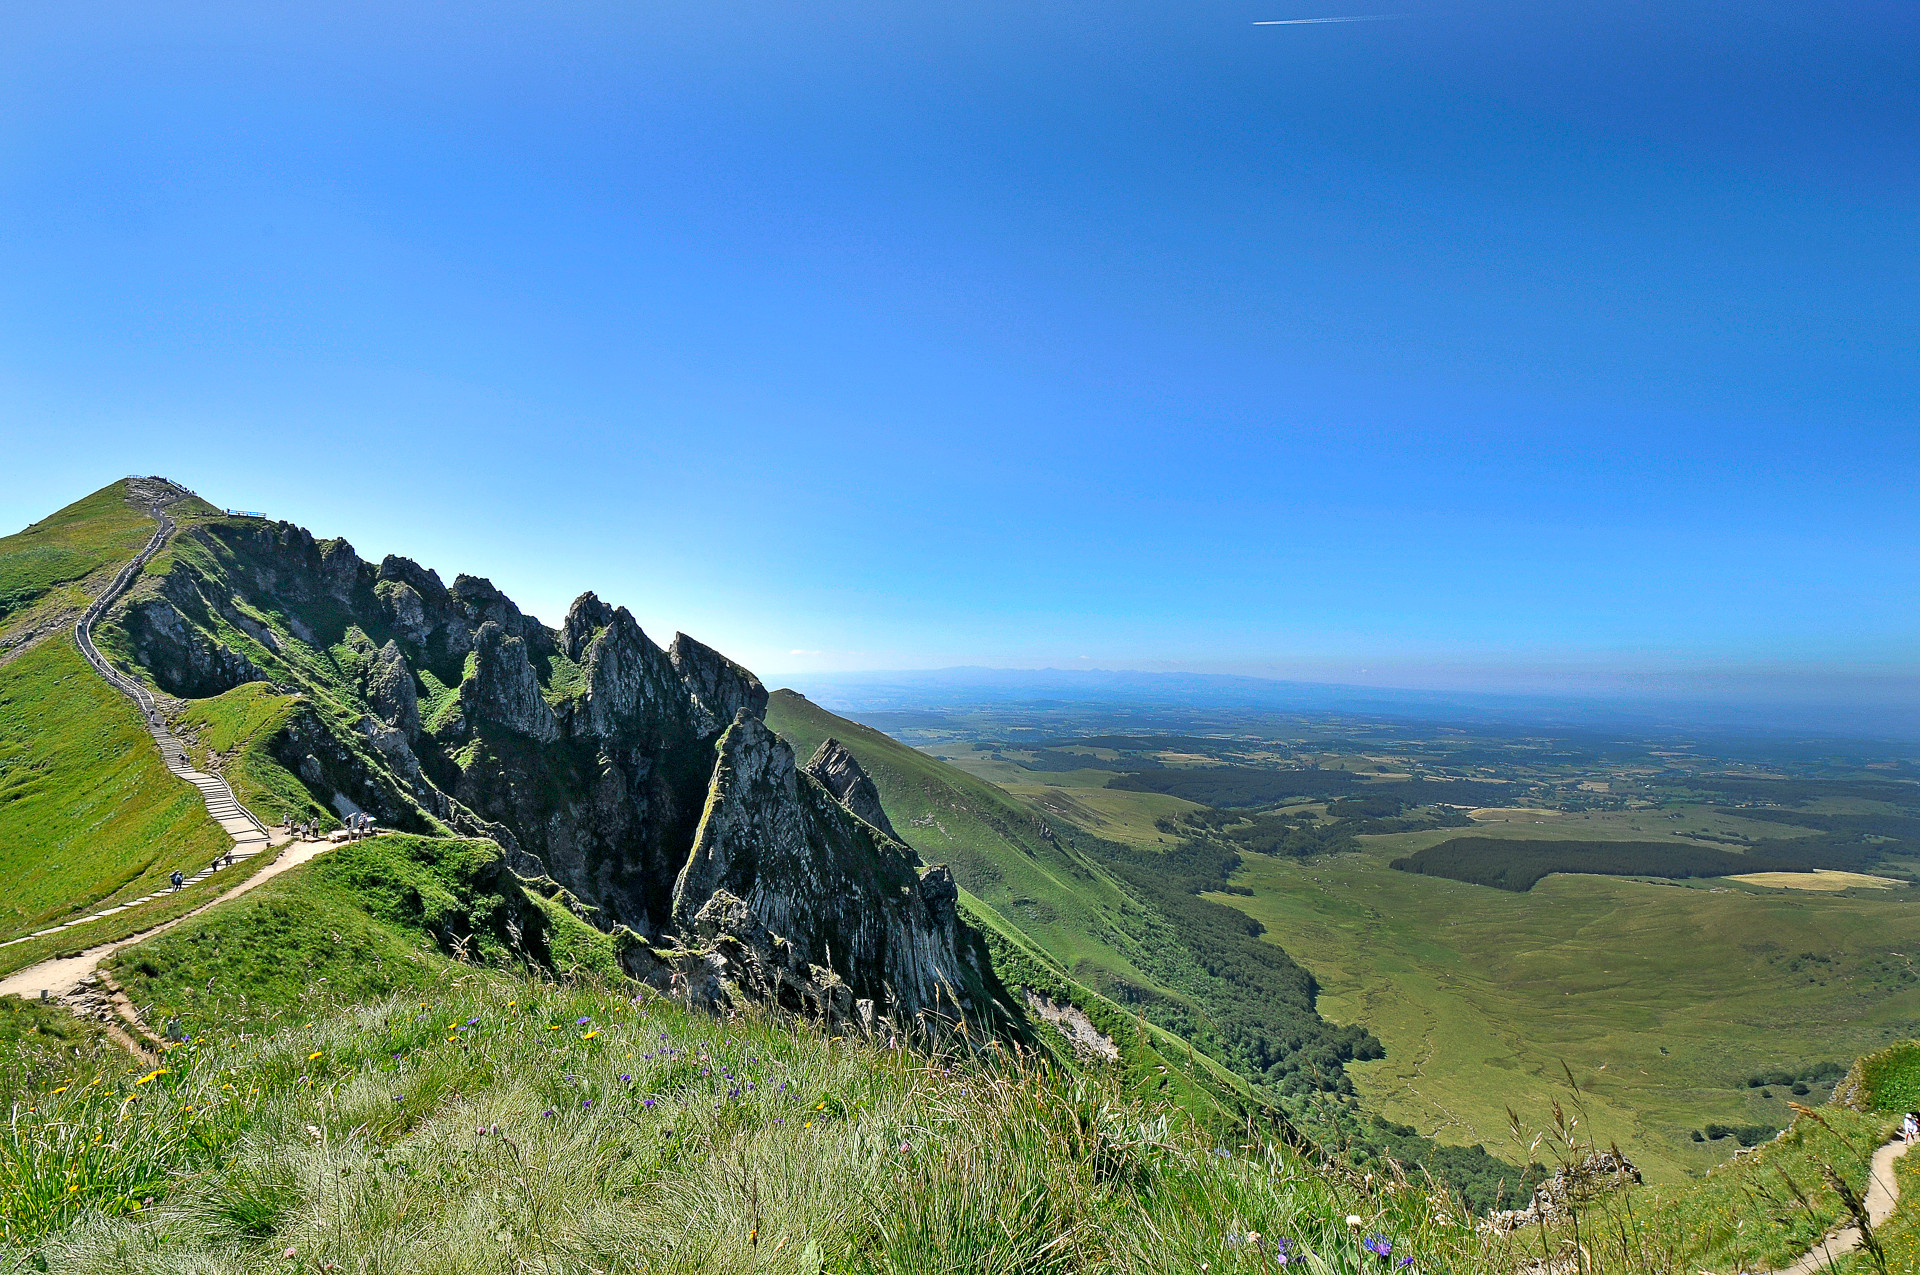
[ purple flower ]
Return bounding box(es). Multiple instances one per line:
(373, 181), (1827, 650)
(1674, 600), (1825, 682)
(1363, 1234), (1393, 1258)
(619, 1074), (631, 1083)
(542, 1109), (555, 1118)
(577, 1017), (592, 1026)
(582, 1098), (593, 1108)
(467, 1017), (480, 1025)
(1399, 1260), (1414, 1269)
(643, 1097), (656, 1108)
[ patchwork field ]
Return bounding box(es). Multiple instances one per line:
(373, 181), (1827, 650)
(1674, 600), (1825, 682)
(1210, 833), (1920, 1181)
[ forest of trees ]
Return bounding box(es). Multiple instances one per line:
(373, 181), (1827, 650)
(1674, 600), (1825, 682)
(1389, 835), (1885, 892)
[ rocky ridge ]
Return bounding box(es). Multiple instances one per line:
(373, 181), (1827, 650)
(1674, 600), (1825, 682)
(103, 514), (1008, 1033)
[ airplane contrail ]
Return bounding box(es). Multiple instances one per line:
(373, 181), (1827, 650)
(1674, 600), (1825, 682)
(1252, 14), (1404, 23)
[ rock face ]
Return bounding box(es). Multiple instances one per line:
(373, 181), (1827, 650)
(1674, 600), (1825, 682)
(462, 622), (561, 743)
(670, 714), (983, 1020)
(106, 514), (1009, 1034)
(364, 640), (420, 739)
(803, 738), (899, 840)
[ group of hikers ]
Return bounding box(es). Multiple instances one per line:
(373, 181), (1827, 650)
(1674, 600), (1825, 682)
(167, 849), (236, 891)
(162, 808), (382, 895)
(280, 810), (380, 840)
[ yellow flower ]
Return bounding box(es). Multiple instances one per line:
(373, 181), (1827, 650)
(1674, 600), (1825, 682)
(582, 1030), (600, 1040)
(548, 1025), (561, 1031)
(308, 1051), (323, 1061)
(134, 1069), (169, 1086)
(51, 1086), (69, 1095)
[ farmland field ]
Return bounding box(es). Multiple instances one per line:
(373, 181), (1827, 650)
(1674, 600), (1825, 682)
(1212, 832), (1920, 1181)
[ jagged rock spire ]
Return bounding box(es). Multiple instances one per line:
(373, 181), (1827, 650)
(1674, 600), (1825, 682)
(804, 738), (898, 840)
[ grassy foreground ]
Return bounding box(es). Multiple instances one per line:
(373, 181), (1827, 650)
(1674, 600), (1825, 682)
(1, 837), (1500, 1273)
(5, 830), (1917, 1273)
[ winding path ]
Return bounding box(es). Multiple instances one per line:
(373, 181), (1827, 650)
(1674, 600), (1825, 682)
(0, 833), (336, 1004)
(0, 498), (284, 953)
(1761, 1135), (1911, 1275)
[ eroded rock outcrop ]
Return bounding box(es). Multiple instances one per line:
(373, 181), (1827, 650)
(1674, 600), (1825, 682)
(462, 622), (561, 743)
(803, 738), (899, 839)
(364, 640), (420, 739)
(672, 712), (988, 1023)
(104, 517), (1010, 1035)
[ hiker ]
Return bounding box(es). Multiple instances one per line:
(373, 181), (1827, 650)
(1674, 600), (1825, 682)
(212, 856), (221, 874)
(224, 850), (234, 867)
(169, 870), (184, 891)
(1905, 1111), (1919, 1145)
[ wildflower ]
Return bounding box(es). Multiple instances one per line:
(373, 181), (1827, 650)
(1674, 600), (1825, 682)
(1346, 1215), (1363, 1227)
(898, 1141), (911, 1153)
(467, 1016), (481, 1025)
(393, 1095), (405, 1103)
(583, 1098), (594, 1108)
(577, 1017), (591, 1025)
(134, 1069), (169, 1086)
(308, 1051), (322, 1061)
(643, 1097), (656, 1108)
(619, 1074), (632, 1083)
(1363, 1234), (1393, 1258)
(284, 1248), (297, 1259)
(542, 1109), (555, 1118)
(582, 1030), (600, 1040)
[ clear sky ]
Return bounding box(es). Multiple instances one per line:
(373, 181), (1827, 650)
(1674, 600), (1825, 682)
(2, 2), (1914, 704)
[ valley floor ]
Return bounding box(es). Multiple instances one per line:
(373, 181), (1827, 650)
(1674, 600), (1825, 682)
(1209, 834), (1920, 1182)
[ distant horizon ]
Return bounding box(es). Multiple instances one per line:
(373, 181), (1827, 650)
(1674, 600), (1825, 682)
(772, 663), (1920, 744)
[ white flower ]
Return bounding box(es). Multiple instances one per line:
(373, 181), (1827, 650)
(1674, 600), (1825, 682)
(1346, 1214), (1363, 1227)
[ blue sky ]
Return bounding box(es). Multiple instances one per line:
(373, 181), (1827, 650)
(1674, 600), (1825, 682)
(2, 1), (1914, 702)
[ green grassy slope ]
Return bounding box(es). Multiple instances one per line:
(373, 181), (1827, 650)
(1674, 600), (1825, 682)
(0, 482), (153, 632)
(767, 690), (1276, 1123)
(2, 833), (1501, 1270)
(0, 637), (230, 944)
